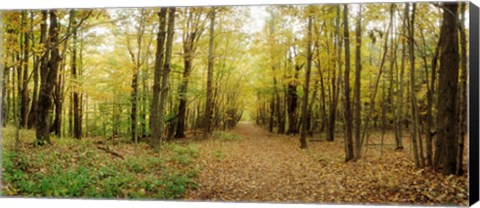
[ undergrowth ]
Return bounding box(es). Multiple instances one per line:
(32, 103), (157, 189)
(1, 127), (199, 199)
(212, 131), (243, 142)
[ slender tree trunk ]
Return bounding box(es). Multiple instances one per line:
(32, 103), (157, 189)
(2, 65), (8, 127)
(425, 41), (439, 165)
(203, 7), (216, 140)
(71, 10), (82, 139)
(130, 10), (146, 144)
(407, 3), (422, 168)
(156, 8), (176, 147)
(51, 60), (65, 136)
(28, 12), (41, 129)
(150, 8), (168, 149)
(395, 4), (407, 150)
(327, 5), (341, 142)
(299, 10), (313, 149)
(176, 9), (205, 138)
(20, 11), (30, 128)
(1, 16), (6, 127)
(456, 2), (467, 175)
(343, 4), (354, 161)
(353, 5), (362, 160)
(268, 97), (274, 132)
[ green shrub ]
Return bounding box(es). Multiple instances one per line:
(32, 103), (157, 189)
(213, 131), (243, 141)
(124, 157), (146, 173)
(213, 149), (225, 160)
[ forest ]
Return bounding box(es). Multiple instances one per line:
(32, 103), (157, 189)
(0, 2), (469, 206)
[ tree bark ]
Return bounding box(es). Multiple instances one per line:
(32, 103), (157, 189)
(156, 7), (176, 147)
(327, 5), (341, 142)
(456, 2), (467, 175)
(150, 8), (168, 149)
(69, 10), (82, 139)
(28, 12), (42, 129)
(395, 4), (407, 150)
(434, 2), (459, 175)
(299, 9), (313, 149)
(407, 3), (422, 168)
(36, 10), (60, 145)
(343, 4), (354, 161)
(353, 5), (362, 160)
(203, 7), (216, 140)
(176, 9), (206, 138)
(20, 11), (30, 128)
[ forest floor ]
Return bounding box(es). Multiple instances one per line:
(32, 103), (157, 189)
(184, 121), (468, 206)
(1, 122), (468, 206)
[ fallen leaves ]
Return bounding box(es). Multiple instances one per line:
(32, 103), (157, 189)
(184, 122), (468, 206)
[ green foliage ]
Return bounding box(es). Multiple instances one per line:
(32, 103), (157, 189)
(212, 131), (244, 142)
(166, 144), (199, 165)
(213, 149), (225, 160)
(1, 130), (199, 199)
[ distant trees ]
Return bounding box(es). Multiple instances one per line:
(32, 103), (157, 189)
(252, 3), (467, 175)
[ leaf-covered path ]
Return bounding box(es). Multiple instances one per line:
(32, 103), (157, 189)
(185, 122), (468, 205)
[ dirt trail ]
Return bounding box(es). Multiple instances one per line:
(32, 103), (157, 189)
(185, 121), (352, 203)
(184, 121), (468, 205)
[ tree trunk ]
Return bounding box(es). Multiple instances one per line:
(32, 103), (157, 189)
(51, 60), (65, 136)
(2, 64), (8, 127)
(28, 12), (42, 129)
(299, 10), (313, 149)
(203, 7), (216, 140)
(71, 9), (82, 139)
(176, 9), (205, 139)
(327, 5), (341, 142)
(286, 60), (300, 135)
(353, 5), (362, 160)
(343, 4), (354, 161)
(434, 2), (459, 175)
(456, 2), (467, 175)
(155, 7), (176, 147)
(150, 8), (168, 149)
(395, 4), (407, 150)
(20, 11), (30, 128)
(407, 3), (422, 168)
(36, 10), (60, 145)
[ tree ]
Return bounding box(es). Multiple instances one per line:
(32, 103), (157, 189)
(343, 4), (354, 161)
(27, 11), (41, 129)
(326, 5), (342, 142)
(394, 3), (405, 151)
(407, 3), (423, 168)
(127, 9), (147, 143)
(456, 2), (467, 175)
(203, 7), (216, 140)
(19, 11), (30, 128)
(299, 7), (313, 149)
(36, 10), (60, 145)
(353, 5), (362, 160)
(175, 8), (207, 138)
(434, 2), (459, 175)
(150, 8), (168, 149)
(71, 9), (82, 139)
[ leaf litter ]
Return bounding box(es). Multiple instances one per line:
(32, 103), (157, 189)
(184, 122), (468, 206)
